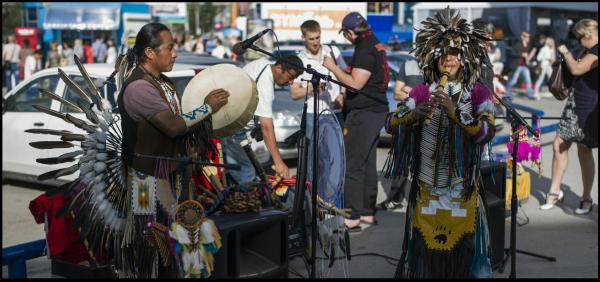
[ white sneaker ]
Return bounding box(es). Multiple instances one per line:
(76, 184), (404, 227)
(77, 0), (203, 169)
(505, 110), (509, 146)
(540, 190), (564, 210)
(539, 92), (554, 98)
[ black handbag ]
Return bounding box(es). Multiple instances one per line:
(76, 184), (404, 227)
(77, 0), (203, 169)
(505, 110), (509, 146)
(549, 54), (574, 101)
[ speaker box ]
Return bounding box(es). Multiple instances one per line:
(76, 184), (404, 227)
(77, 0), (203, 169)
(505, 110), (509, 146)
(480, 161), (507, 271)
(211, 208), (288, 278)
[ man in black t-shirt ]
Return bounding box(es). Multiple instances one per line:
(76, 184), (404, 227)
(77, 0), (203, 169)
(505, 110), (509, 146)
(323, 12), (389, 231)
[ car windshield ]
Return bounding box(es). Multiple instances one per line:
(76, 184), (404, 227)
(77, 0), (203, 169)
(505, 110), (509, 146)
(273, 85), (303, 114)
(387, 54), (417, 68)
(176, 51), (243, 67)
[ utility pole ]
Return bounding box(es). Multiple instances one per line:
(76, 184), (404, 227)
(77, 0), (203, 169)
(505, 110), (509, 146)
(196, 3), (200, 36)
(231, 2), (238, 28)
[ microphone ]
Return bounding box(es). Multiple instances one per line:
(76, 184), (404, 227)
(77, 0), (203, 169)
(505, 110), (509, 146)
(232, 29), (270, 55)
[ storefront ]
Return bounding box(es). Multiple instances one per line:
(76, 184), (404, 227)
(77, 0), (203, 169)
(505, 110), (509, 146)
(22, 2), (150, 56)
(147, 3), (188, 39)
(367, 2), (414, 45)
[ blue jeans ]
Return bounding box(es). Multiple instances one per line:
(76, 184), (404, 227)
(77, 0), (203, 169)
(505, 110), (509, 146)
(5, 63), (19, 92)
(306, 111), (345, 140)
(305, 113), (315, 184)
(219, 131), (256, 185)
(533, 64), (552, 97)
(506, 66), (532, 98)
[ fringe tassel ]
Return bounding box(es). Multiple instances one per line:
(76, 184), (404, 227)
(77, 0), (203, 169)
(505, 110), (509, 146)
(400, 227), (475, 278)
(382, 124), (414, 180)
(133, 215), (157, 278)
(395, 182), (417, 278)
(179, 119), (215, 162)
(470, 196), (493, 278)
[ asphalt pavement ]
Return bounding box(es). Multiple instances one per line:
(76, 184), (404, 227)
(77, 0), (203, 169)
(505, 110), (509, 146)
(2, 89), (598, 278)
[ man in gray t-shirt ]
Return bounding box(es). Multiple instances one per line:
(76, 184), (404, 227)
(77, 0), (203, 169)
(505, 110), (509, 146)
(381, 58), (423, 211)
(392, 59), (423, 102)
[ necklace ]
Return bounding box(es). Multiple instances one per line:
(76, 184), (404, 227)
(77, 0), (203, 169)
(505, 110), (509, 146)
(141, 66), (181, 115)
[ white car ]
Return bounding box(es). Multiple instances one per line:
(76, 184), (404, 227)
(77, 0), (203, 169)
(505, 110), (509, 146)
(2, 63), (203, 186)
(2, 62), (301, 185)
(245, 85), (304, 165)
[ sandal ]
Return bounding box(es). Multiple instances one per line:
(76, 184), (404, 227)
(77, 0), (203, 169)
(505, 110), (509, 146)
(359, 216), (378, 225)
(345, 219), (362, 233)
(575, 199), (594, 215)
(539, 190), (564, 210)
(345, 225), (362, 233)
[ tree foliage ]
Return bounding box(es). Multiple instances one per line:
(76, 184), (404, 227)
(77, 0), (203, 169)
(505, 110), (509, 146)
(187, 2), (224, 36)
(2, 3), (22, 39)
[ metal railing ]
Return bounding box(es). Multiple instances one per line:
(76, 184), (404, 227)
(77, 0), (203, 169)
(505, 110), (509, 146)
(491, 102), (560, 146)
(2, 239), (47, 278)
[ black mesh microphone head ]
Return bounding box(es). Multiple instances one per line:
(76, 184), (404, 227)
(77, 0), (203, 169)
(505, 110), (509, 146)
(232, 42), (246, 55)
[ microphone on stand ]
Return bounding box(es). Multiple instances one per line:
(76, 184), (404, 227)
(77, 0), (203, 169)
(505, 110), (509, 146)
(232, 29), (271, 55)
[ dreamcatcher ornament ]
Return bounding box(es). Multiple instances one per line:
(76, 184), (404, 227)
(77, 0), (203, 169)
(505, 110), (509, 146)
(144, 181), (222, 278)
(506, 117), (542, 176)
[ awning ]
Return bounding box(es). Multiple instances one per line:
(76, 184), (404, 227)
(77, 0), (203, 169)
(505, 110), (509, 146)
(43, 6), (121, 30)
(160, 17), (187, 25)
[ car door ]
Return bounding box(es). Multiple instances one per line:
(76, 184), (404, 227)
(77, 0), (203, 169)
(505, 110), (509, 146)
(2, 74), (61, 177)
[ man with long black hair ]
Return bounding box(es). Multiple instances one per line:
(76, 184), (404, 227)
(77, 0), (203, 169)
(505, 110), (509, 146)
(116, 22), (229, 277)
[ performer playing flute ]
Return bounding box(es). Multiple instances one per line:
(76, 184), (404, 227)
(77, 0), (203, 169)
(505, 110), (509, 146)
(384, 7), (496, 278)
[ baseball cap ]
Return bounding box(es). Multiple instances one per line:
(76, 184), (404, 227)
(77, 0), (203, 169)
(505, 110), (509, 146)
(339, 12), (366, 33)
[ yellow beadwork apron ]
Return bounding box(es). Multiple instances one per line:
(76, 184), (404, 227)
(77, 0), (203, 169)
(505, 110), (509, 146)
(412, 182), (478, 251)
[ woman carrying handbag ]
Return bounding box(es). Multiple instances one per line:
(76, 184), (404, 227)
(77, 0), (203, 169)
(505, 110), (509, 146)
(541, 19), (598, 215)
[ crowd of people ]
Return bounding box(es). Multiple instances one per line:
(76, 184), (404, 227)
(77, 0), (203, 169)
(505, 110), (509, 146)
(2, 35), (119, 91)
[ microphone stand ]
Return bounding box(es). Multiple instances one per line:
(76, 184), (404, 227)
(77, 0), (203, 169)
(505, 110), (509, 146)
(245, 43), (358, 278)
(491, 92), (556, 277)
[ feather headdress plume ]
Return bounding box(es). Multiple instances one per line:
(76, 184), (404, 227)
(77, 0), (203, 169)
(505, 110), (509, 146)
(411, 6), (491, 89)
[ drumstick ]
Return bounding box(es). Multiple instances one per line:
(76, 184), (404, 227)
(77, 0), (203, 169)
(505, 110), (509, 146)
(202, 166), (224, 192)
(196, 184), (218, 200)
(271, 175), (283, 188)
(217, 142), (227, 187)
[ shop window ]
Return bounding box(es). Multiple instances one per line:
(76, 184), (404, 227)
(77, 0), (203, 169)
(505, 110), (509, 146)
(44, 7), (119, 30)
(368, 2), (394, 15)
